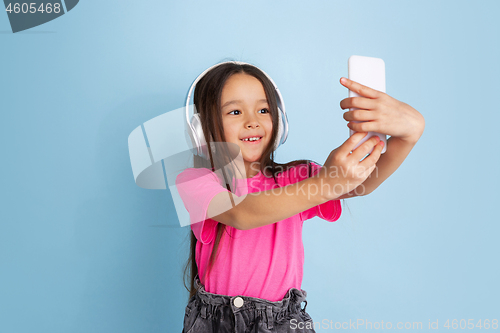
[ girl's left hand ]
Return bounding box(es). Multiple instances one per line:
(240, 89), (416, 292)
(339, 77), (425, 144)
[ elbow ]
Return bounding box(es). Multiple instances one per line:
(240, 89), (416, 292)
(229, 210), (247, 231)
(234, 223), (246, 231)
(232, 215), (249, 231)
(232, 211), (257, 231)
(228, 198), (254, 231)
(358, 187), (374, 196)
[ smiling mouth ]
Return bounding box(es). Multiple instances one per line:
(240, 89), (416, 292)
(240, 137), (262, 143)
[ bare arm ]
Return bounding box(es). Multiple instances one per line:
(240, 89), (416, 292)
(208, 175), (331, 231)
(207, 133), (388, 230)
(338, 76), (426, 196)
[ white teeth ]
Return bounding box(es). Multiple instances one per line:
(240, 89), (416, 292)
(242, 137), (261, 141)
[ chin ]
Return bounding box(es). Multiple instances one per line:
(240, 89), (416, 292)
(243, 157), (261, 163)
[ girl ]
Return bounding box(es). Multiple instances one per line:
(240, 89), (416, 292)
(176, 61), (425, 333)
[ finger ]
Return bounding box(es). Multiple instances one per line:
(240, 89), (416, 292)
(340, 77), (382, 99)
(359, 141), (383, 170)
(343, 109), (377, 122)
(347, 120), (377, 133)
(360, 163), (377, 181)
(350, 135), (381, 162)
(339, 132), (370, 157)
(340, 97), (377, 111)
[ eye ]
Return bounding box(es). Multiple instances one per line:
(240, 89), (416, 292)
(259, 108), (270, 114)
(228, 110), (241, 115)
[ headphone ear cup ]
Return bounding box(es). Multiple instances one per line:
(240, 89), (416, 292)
(274, 108), (284, 151)
(191, 113), (217, 160)
(191, 113), (208, 158)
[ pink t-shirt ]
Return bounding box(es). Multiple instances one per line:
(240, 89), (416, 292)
(175, 162), (341, 302)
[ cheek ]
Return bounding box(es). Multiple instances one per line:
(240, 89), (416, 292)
(265, 119), (274, 138)
(222, 122), (238, 141)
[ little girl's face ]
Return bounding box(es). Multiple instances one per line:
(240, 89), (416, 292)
(220, 73), (273, 175)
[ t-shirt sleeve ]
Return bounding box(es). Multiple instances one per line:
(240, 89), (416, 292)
(298, 162), (342, 222)
(175, 168), (231, 245)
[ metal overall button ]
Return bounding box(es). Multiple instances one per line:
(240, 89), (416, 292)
(233, 297), (244, 308)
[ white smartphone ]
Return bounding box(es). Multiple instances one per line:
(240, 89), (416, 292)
(348, 55), (387, 154)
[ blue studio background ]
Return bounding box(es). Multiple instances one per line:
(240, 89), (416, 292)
(1, 1), (499, 332)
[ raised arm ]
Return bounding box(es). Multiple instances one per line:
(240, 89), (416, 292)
(338, 77), (425, 195)
(209, 133), (384, 230)
(209, 175), (326, 230)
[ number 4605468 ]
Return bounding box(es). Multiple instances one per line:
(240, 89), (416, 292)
(6, 3), (62, 14)
(444, 319), (498, 330)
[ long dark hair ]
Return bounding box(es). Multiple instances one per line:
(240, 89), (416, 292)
(183, 61), (317, 301)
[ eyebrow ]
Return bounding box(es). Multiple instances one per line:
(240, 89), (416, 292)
(221, 99), (268, 109)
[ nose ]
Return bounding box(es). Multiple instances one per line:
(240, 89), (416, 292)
(244, 112), (260, 129)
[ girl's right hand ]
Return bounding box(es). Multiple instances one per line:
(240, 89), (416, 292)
(319, 132), (384, 200)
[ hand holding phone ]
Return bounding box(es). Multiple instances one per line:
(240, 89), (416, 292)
(348, 55), (387, 154)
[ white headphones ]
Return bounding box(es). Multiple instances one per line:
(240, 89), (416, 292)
(185, 61), (289, 160)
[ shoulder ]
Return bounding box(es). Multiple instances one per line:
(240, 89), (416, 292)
(175, 167), (225, 190)
(176, 167), (217, 182)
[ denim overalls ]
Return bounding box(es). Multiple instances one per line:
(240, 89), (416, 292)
(182, 275), (316, 333)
